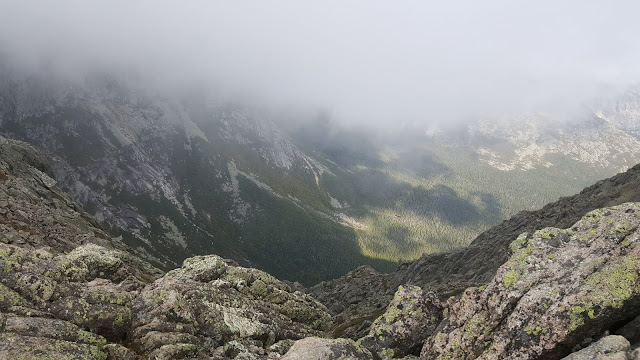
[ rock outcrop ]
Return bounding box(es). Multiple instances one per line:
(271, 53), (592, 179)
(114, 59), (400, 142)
(421, 203), (640, 359)
(282, 337), (373, 360)
(129, 254), (332, 359)
(358, 285), (442, 358)
(310, 265), (394, 339)
(562, 335), (638, 360)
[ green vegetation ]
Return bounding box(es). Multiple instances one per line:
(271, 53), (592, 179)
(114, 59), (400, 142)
(304, 128), (618, 264)
(503, 270), (520, 289)
(5, 100), (629, 286)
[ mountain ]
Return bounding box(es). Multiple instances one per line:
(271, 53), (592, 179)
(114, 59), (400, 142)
(0, 68), (395, 285)
(0, 135), (332, 359)
(3, 64), (640, 287)
(284, 93), (640, 264)
(2, 132), (640, 359)
(310, 161), (640, 340)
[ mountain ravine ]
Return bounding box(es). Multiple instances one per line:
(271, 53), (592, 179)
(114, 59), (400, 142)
(0, 68), (398, 285)
(5, 64), (640, 287)
(2, 129), (640, 359)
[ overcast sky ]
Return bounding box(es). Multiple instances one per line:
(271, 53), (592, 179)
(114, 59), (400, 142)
(1, 1), (639, 126)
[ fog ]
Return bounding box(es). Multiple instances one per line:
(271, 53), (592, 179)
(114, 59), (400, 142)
(1, 0), (640, 127)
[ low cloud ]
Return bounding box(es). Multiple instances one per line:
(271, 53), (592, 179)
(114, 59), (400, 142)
(1, 0), (639, 127)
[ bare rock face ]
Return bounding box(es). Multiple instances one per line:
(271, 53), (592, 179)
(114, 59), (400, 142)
(129, 254), (333, 359)
(358, 285), (442, 358)
(282, 337), (373, 360)
(421, 203), (640, 360)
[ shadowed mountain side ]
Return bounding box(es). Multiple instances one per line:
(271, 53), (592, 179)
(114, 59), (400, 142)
(323, 168), (501, 226)
(0, 73), (398, 286)
(391, 162), (640, 292)
(391, 150), (451, 178)
(285, 114), (385, 170)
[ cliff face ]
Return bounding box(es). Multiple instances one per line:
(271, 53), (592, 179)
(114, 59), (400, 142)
(2, 134), (640, 359)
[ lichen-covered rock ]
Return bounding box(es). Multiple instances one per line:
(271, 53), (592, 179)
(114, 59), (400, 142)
(358, 285), (442, 358)
(0, 314), (109, 360)
(0, 240), (158, 357)
(103, 343), (138, 360)
(0, 242), (142, 340)
(268, 339), (296, 355)
(421, 203), (640, 359)
(282, 337), (373, 360)
(562, 335), (632, 360)
(129, 254), (333, 358)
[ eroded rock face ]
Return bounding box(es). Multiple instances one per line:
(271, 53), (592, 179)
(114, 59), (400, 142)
(282, 337), (373, 360)
(421, 203), (640, 360)
(358, 285), (442, 358)
(129, 254), (333, 358)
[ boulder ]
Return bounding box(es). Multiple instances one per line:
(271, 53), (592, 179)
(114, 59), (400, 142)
(562, 335), (631, 360)
(129, 254), (333, 358)
(358, 285), (442, 358)
(282, 337), (373, 360)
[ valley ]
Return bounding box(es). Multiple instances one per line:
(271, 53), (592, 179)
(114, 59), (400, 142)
(1, 68), (640, 285)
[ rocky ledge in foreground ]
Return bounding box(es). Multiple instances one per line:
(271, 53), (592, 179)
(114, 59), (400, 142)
(421, 203), (640, 359)
(0, 241), (333, 359)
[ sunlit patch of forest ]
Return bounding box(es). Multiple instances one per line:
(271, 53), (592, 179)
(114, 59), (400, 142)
(305, 123), (618, 263)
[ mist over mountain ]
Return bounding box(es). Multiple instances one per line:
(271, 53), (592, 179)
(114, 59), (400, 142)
(2, 1), (640, 127)
(1, 1), (640, 286)
(4, 2), (640, 359)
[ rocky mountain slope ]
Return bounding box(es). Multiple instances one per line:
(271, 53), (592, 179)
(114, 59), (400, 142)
(0, 67), (395, 285)
(2, 129), (640, 359)
(0, 135), (333, 359)
(5, 63), (640, 288)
